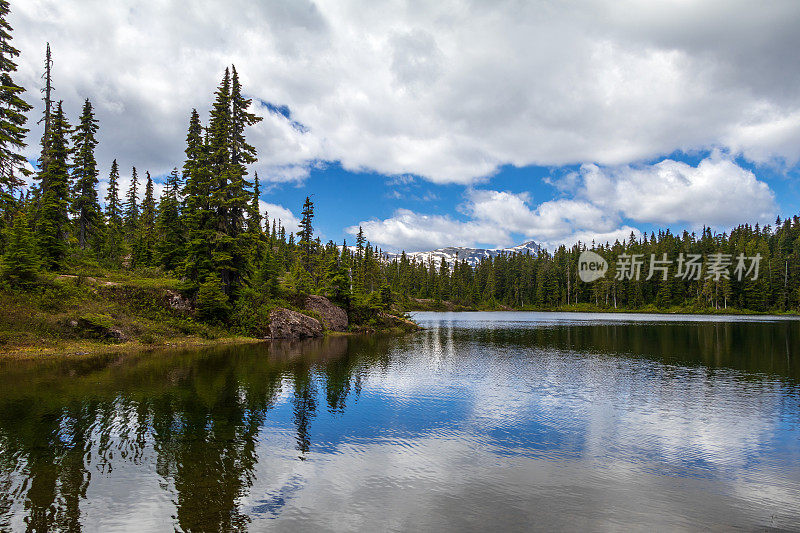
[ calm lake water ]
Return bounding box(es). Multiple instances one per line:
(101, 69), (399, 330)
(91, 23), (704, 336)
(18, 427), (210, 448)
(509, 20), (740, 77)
(1, 312), (799, 531)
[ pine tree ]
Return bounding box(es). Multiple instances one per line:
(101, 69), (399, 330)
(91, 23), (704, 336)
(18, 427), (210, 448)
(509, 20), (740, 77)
(134, 171), (155, 266)
(297, 196), (314, 272)
(102, 159), (124, 265)
(70, 98), (101, 250)
(247, 171), (261, 234)
(204, 66), (262, 297)
(0, 0), (32, 193)
(196, 272), (230, 322)
(229, 67), (261, 279)
(105, 159), (122, 225)
(124, 166), (139, 232)
(37, 43), (53, 179)
(155, 168), (183, 271)
(179, 109), (214, 292)
(37, 102), (70, 269)
(207, 68), (234, 292)
(0, 206), (38, 285)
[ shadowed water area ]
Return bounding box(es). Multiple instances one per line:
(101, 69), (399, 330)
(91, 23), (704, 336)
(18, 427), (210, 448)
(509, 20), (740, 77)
(0, 312), (799, 531)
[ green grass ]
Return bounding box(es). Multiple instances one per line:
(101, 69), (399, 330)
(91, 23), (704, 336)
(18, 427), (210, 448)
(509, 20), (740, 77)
(0, 269), (237, 355)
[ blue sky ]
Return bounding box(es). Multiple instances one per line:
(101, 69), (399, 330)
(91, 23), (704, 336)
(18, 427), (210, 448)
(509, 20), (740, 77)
(264, 152), (800, 251)
(12, 0), (800, 252)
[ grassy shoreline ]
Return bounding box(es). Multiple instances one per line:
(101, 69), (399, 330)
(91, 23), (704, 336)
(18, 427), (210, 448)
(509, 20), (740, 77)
(0, 335), (265, 360)
(0, 270), (421, 359)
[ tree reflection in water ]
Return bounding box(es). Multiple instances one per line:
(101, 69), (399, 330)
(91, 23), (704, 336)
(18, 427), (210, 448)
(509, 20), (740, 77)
(0, 318), (796, 531)
(0, 335), (382, 532)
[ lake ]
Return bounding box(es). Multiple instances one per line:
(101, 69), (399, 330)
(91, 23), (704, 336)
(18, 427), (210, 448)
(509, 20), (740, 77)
(1, 312), (799, 531)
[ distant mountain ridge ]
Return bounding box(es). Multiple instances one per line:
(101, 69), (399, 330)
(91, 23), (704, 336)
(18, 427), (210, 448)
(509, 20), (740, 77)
(384, 240), (541, 267)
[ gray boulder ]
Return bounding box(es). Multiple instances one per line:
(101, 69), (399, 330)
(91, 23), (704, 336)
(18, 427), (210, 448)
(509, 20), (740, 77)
(269, 308), (323, 339)
(304, 295), (348, 332)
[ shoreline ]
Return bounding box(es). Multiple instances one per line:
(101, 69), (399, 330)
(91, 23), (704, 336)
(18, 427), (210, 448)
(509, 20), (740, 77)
(401, 303), (800, 316)
(0, 326), (422, 360)
(0, 335), (266, 360)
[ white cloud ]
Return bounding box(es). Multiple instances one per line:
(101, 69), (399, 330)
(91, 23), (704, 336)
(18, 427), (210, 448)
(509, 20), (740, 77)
(349, 208), (510, 251)
(351, 190), (637, 252)
(9, 0), (800, 185)
(353, 155), (775, 252)
(259, 199), (301, 234)
(576, 153), (777, 227)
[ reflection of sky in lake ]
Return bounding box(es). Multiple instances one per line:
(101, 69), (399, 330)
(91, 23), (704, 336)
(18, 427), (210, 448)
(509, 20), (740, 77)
(236, 318), (800, 530)
(1, 313), (799, 531)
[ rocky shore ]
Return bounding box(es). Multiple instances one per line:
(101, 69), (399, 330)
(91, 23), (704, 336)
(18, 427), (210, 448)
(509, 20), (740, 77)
(268, 295), (419, 339)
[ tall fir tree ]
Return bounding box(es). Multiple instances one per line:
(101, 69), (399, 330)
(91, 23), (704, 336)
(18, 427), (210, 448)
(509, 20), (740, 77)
(207, 68), (234, 292)
(70, 98), (101, 250)
(155, 168), (183, 271)
(204, 66), (261, 297)
(37, 101), (70, 269)
(228, 67), (262, 288)
(179, 109), (214, 292)
(102, 159), (124, 264)
(0, 0), (32, 195)
(37, 43), (53, 174)
(104, 159), (122, 224)
(247, 170), (261, 234)
(124, 166), (139, 232)
(298, 196), (314, 272)
(134, 170), (155, 266)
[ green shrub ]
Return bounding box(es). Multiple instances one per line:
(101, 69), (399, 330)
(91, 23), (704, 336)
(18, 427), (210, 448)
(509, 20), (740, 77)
(196, 274), (230, 323)
(140, 333), (159, 345)
(230, 286), (272, 337)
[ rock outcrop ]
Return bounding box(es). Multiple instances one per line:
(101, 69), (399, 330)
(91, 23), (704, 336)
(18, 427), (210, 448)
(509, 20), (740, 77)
(304, 295), (348, 332)
(269, 308), (323, 339)
(165, 290), (192, 312)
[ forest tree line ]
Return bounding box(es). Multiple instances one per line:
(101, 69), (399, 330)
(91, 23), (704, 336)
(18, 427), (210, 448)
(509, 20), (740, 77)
(0, 0), (799, 325)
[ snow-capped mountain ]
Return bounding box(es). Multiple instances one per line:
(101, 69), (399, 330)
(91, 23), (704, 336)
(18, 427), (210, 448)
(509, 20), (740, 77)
(384, 240), (541, 267)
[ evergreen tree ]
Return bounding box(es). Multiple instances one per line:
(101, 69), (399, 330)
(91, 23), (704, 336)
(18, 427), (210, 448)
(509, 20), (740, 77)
(155, 168), (183, 271)
(104, 159), (122, 225)
(102, 159), (124, 264)
(298, 196), (314, 272)
(179, 109), (214, 292)
(37, 42), (53, 180)
(124, 166), (139, 231)
(0, 0), (32, 197)
(196, 272), (230, 322)
(70, 98), (101, 250)
(204, 66), (262, 297)
(247, 170), (261, 234)
(134, 170), (155, 266)
(207, 68), (234, 291)
(37, 101), (70, 269)
(0, 205), (38, 285)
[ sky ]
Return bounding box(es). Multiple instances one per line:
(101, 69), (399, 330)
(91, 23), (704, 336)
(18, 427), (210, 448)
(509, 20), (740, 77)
(10, 0), (800, 252)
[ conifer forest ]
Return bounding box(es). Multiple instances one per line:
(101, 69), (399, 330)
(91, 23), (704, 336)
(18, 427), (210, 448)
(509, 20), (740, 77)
(1, 0), (799, 350)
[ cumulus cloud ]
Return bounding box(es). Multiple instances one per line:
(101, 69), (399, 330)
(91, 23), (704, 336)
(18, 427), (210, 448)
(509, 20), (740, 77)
(350, 208), (510, 251)
(353, 155), (774, 252)
(351, 189), (640, 252)
(10, 0), (800, 185)
(259, 200), (301, 234)
(575, 153), (777, 226)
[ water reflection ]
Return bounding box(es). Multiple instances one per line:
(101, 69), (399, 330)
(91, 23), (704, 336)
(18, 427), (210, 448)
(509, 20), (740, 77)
(0, 315), (798, 531)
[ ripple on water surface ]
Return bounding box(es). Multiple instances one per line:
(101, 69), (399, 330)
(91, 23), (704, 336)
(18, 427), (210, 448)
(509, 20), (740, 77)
(0, 312), (798, 531)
